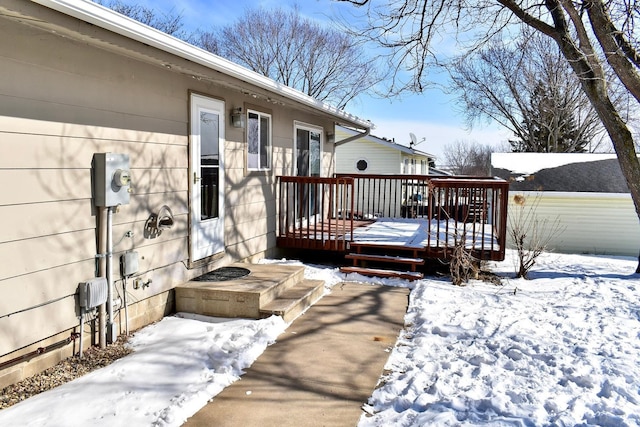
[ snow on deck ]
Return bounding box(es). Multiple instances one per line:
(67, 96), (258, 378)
(350, 218), (499, 249)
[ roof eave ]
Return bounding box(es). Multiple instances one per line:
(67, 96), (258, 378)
(31, 0), (372, 129)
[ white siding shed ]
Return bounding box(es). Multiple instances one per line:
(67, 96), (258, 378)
(494, 153), (640, 257)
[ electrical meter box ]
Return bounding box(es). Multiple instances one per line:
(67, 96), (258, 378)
(93, 153), (131, 207)
(120, 250), (139, 277)
(79, 277), (108, 309)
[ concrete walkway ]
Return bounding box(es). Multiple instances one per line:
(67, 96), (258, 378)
(183, 282), (410, 427)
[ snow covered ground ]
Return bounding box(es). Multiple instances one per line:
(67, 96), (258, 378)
(360, 252), (640, 427)
(0, 250), (639, 426)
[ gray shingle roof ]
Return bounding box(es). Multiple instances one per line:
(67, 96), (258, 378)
(493, 159), (630, 193)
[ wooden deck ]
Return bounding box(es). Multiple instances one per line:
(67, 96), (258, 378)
(278, 217), (504, 259)
(276, 217), (374, 251)
(277, 174), (510, 271)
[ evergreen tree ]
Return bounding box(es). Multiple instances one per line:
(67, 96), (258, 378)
(511, 81), (589, 153)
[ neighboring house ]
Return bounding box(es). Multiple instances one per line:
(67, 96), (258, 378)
(0, 0), (371, 387)
(335, 125), (437, 175)
(492, 153), (640, 256)
(335, 126), (443, 217)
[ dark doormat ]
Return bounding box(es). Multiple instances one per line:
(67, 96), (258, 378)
(193, 266), (251, 282)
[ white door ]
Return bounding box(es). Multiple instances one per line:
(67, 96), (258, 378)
(190, 94), (225, 261)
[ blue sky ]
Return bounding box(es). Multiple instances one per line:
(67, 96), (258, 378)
(121, 0), (508, 160)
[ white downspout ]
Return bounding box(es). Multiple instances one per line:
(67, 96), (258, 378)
(334, 126), (371, 147)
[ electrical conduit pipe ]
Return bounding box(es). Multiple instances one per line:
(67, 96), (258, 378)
(106, 206), (116, 343)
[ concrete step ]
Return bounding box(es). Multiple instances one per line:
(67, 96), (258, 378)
(176, 263), (308, 319)
(260, 279), (325, 323)
(340, 266), (424, 281)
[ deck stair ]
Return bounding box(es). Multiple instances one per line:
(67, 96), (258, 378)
(175, 263), (325, 323)
(340, 243), (425, 281)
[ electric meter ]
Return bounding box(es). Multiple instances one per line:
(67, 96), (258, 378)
(93, 153), (131, 207)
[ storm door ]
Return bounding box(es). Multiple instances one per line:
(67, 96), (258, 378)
(190, 94), (225, 261)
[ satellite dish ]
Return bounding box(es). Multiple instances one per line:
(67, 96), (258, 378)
(409, 133), (426, 148)
(409, 133), (417, 147)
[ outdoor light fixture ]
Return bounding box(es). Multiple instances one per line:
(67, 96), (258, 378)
(231, 107), (245, 128)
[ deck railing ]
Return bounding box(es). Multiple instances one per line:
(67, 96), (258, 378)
(277, 174), (509, 260)
(426, 176), (509, 260)
(277, 176), (355, 251)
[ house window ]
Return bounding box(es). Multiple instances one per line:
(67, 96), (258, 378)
(247, 110), (271, 170)
(420, 159), (427, 174)
(403, 158), (409, 174)
(356, 159), (368, 171)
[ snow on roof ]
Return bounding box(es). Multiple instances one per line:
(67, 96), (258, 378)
(491, 152), (617, 175)
(31, 0), (372, 130)
(491, 153), (629, 193)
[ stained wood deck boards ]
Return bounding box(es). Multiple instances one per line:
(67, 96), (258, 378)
(344, 253), (425, 265)
(278, 217), (504, 262)
(339, 266), (424, 281)
(281, 219), (374, 239)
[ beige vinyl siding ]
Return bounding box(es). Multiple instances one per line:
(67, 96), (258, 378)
(507, 192), (640, 256)
(0, 13), (194, 355)
(272, 144), (294, 175)
(0, 7), (340, 386)
(0, 131), (186, 170)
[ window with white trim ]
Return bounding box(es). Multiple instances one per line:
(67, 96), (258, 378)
(247, 110), (272, 170)
(420, 159), (427, 174)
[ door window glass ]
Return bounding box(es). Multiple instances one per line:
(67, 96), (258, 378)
(296, 126), (321, 177)
(200, 111), (219, 220)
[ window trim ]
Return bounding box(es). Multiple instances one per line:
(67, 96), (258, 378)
(246, 108), (272, 172)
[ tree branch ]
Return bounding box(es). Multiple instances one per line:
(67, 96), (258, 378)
(585, 0), (640, 104)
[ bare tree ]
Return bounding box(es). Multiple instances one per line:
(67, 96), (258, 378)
(450, 31), (607, 153)
(508, 193), (565, 278)
(195, 7), (380, 109)
(443, 140), (493, 175)
(96, 0), (190, 39)
(449, 238), (479, 286)
(336, 0), (640, 273)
